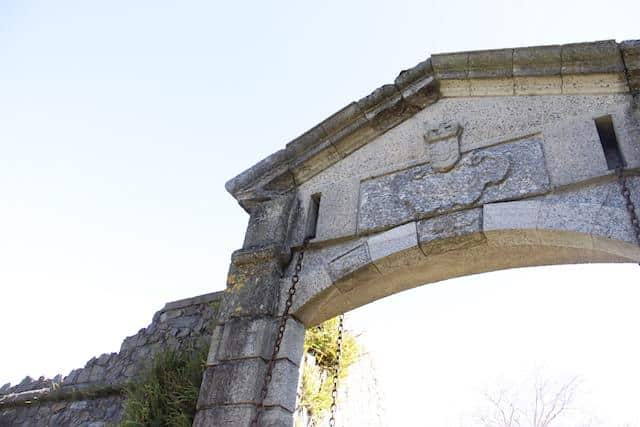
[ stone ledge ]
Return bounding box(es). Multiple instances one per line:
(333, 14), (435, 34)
(161, 291), (224, 313)
(227, 39), (638, 211)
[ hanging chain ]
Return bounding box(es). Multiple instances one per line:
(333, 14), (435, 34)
(329, 314), (344, 427)
(615, 165), (640, 249)
(251, 240), (309, 427)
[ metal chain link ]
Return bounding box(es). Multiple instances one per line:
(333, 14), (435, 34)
(329, 314), (344, 427)
(615, 165), (640, 251)
(251, 240), (308, 427)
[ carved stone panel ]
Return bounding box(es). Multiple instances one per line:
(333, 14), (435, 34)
(424, 120), (462, 172)
(357, 137), (550, 234)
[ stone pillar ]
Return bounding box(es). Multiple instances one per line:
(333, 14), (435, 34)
(194, 193), (305, 427)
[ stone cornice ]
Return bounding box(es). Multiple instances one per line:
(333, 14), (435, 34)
(227, 39), (640, 210)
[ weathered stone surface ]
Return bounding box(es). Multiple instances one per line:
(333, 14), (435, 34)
(193, 404), (256, 427)
(243, 193), (297, 252)
(221, 247), (286, 319)
(468, 49), (513, 79)
(542, 116), (609, 187)
(368, 222), (419, 262)
(327, 243), (381, 292)
(327, 244), (372, 281)
(357, 137), (550, 234)
(214, 317), (304, 366)
(197, 358), (298, 412)
(424, 120), (461, 172)
(1, 292), (220, 427)
(432, 52), (468, 80)
(513, 45), (562, 77)
(418, 208), (485, 255)
(367, 222), (425, 273)
(561, 40), (624, 75)
(483, 198), (640, 250)
(621, 40), (640, 93)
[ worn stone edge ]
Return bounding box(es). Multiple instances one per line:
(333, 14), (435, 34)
(225, 39), (639, 210)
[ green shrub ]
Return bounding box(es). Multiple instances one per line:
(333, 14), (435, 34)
(119, 343), (207, 427)
(299, 317), (360, 425)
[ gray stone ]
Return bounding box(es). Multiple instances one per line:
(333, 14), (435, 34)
(357, 137), (550, 233)
(561, 40), (624, 75)
(326, 243), (382, 291)
(197, 358), (298, 411)
(418, 208), (485, 255)
(193, 405), (256, 427)
(243, 193), (297, 253)
(215, 317), (304, 366)
(327, 244), (373, 281)
(423, 121), (461, 172)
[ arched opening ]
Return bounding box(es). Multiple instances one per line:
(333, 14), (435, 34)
(337, 263), (640, 426)
(294, 228), (640, 327)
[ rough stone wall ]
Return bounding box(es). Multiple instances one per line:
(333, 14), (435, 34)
(0, 291), (222, 427)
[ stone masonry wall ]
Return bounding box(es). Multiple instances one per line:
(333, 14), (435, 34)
(0, 291), (222, 427)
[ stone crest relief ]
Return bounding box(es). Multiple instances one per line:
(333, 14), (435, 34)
(424, 120), (462, 172)
(357, 136), (551, 234)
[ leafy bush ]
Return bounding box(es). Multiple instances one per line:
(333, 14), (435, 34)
(119, 343), (207, 427)
(299, 317), (360, 425)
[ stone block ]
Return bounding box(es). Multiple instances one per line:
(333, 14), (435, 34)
(561, 73), (629, 95)
(418, 208), (485, 255)
(357, 84), (416, 133)
(621, 40), (640, 93)
(321, 103), (378, 158)
(242, 193), (297, 251)
(468, 49), (513, 79)
(366, 222), (425, 273)
(438, 79), (471, 97)
(327, 243), (381, 292)
(432, 52), (468, 80)
(312, 178), (360, 241)
(357, 137), (550, 234)
(263, 359), (300, 412)
(483, 200), (542, 247)
(261, 406), (295, 427)
(423, 121), (461, 172)
(193, 404), (256, 427)
(197, 358), (299, 412)
(514, 76), (562, 95)
(327, 244), (372, 280)
(561, 40), (624, 75)
(483, 200), (540, 231)
(469, 78), (514, 96)
(221, 247), (286, 319)
(542, 116), (608, 187)
(291, 141), (342, 184)
(367, 222), (419, 261)
(215, 317), (304, 366)
(513, 45), (561, 76)
(398, 75), (440, 109)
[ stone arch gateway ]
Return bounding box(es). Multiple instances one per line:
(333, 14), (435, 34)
(194, 39), (640, 426)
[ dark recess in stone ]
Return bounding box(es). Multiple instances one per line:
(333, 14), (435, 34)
(305, 193), (321, 240)
(594, 115), (625, 170)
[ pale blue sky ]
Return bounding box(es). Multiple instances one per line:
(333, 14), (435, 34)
(1, 1), (640, 425)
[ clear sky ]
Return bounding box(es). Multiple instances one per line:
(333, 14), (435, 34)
(1, 1), (639, 425)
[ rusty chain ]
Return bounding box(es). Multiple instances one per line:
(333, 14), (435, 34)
(251, 240), (308, 427)
(329, 314), (344, 427)
(615, 165), (640, 251)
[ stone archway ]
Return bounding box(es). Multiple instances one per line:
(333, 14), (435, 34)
(194, 39), (640, 426)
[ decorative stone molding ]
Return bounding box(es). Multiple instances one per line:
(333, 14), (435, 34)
(227, 39), (638, 212)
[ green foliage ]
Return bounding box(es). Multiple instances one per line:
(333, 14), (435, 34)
(299, 317), (360, 425)
(119, 343), (207, 427)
